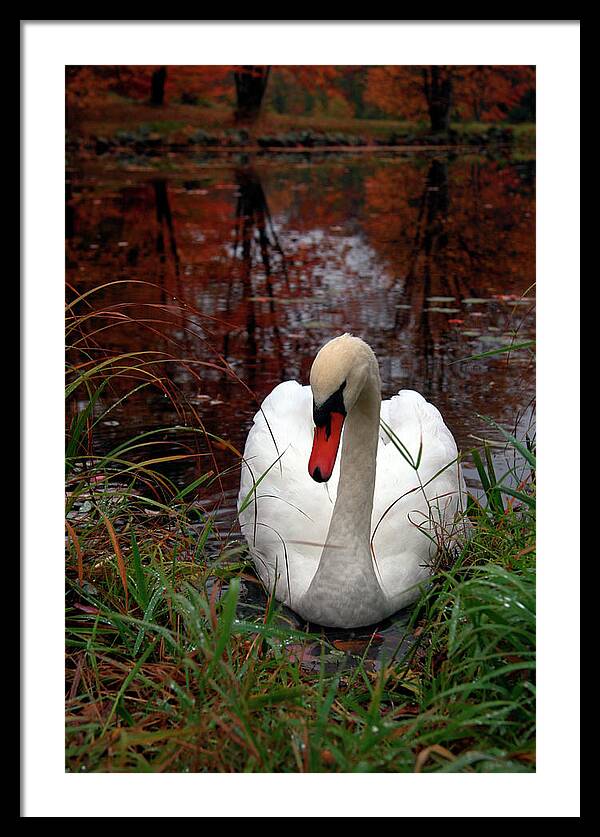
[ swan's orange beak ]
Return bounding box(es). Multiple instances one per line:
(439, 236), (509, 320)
(308, 412), (345, 483)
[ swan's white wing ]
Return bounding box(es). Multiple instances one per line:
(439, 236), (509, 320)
(238, 381), (340, 606)
(373, 390), (466, 607)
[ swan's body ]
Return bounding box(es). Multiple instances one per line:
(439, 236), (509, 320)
(238, 334), (466, 628)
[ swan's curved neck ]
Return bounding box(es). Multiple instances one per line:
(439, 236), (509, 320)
(328, 377), (380, 548)
(301, 372), (384, 625)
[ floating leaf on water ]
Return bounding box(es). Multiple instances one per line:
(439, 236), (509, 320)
(492, 294), (534, 304)
(423, 307), (461, 314)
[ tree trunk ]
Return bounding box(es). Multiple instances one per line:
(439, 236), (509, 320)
(234, 66), (270, 123)
(150, 66), (167, 106)
(422, 66), (452, 133)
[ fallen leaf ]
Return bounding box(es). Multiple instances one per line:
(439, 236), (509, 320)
(415, 744), (455, 772)
(74, 603), (100, 615)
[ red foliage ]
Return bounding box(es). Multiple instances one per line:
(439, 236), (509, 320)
(365, 65), (534, 123)
(66, 65), (534, 125)
(67, 65), (235, 107)
(456, 66), (535, 121)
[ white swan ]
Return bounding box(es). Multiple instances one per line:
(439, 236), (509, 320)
(238, 334), (466, 628)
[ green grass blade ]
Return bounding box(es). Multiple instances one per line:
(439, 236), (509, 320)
(452, 340), (535, 364)
(208, 577), (240, 676)
(130, 530), (149, 610)
(478, 414), (536, 469)
(498, 485), (536, 509)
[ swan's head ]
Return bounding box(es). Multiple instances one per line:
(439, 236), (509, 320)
(308, 334), (380, 482)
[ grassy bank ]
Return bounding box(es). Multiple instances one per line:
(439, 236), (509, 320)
(65, 285), (536, 773)
(67, 97), (536, 155)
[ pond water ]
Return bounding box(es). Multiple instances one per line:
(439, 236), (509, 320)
(66, 148), (535, 666)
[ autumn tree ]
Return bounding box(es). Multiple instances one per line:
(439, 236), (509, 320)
(150, 66), (167, 106)
(66, 65), (234, 111)
(266, 66), (354, 118)
(365, 66), (454, 131)
(456, 66), (535, 121)
(365, 65), (534, 129)
(333, 66), (369, 118)
(234, 66), (271, 123)
(423, 66), (453, 132)
(234, 66), (343, 121)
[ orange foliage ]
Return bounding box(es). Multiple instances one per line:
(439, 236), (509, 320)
(67, 65), (235, 108)
(67, 65), (534, 125)
(365, 66), (440, 122)
(365, 65), (534, 123)
(456, 66), (535, 121)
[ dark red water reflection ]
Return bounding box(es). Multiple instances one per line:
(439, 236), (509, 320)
(66, 150), (535, 516)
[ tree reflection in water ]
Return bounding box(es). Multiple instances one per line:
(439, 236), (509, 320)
(386, 157), (481, 389)
(66, 152), (535, 499)
(227, 165), (288, 387)
(153, 178), (183, 306)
